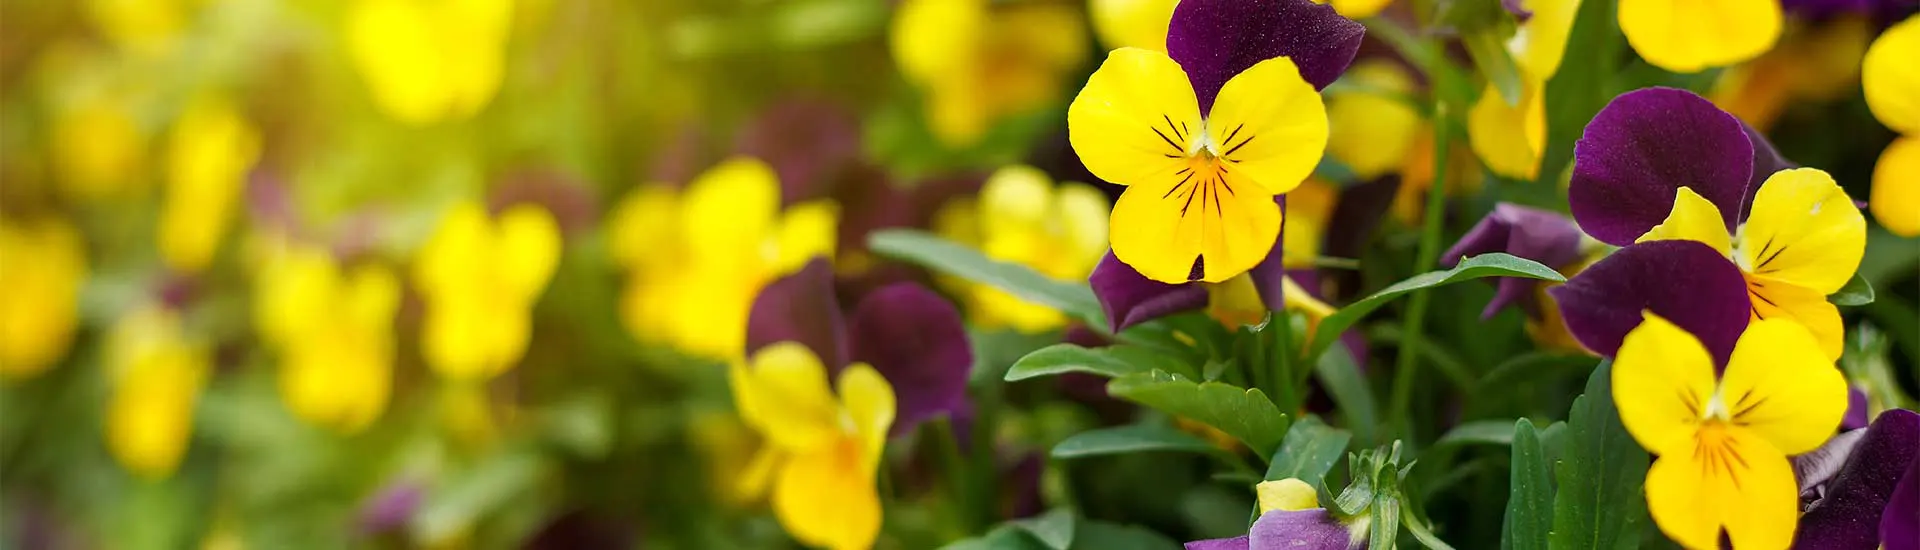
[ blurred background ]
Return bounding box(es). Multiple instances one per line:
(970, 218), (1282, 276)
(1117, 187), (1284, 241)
(0, 0), (1913, 548)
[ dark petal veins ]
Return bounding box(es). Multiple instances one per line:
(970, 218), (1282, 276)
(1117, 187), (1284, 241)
(1569, 88), (1753, 246)
(1166, 0), (1365, 110)
(1443, 203), (1585, 319)
(1795, 409), (1920, 550)
(1091, 251), (1211, 332)
(846, 282), (973, 437)
(746, 258), (849, 367)
(1547, 240), (1751, 365)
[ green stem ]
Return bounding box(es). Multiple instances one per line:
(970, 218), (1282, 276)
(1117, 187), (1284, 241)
(1389, 99), (1453, 437)
(1271, 312), (1298, 414)
(930, 417), (975, 532)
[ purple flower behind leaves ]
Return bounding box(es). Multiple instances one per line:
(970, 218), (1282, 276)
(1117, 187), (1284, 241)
(1442, 203), (1584, 320)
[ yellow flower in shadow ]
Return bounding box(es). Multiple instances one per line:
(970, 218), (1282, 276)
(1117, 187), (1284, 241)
(160, 96), (260, 274)
(731, 342), (894, 550)
(1863, 15), (1920, 237)
(891, 0), (1088, 146)
(1467, 0), (1580, 181)
(256, 245), (399, 434)
(607, 157), (837, 359)
(934, 166), (1107, 332)
(0, 218), (88, 380)
(413, 201), (560, 381)
(105, 306), (207, 480)
(346, 0), (514, 125)
(1711, 18), (1872, 132)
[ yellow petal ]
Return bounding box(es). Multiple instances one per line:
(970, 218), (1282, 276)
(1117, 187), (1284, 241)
(1645, 425), (1798, 550)
(773, 200), (840, 276)
(1466, 80), (1547, 180)
(1618, 0), (1780, 73)
(1735, 168), (1864, 294)
(254, 245), (338, 347)
(1208, 55), (1330, 196)
(105, 313), (207, 479)
(494, 204), (562, 301)
(1870, 135), (1920, 237)
(1090, 0), (1179, 51)
(1613, 312), (1718, 456)
(680, 157), (782, 270)
(1720, 318), (1848, 454)
(1282, 178), (1339, 265)
(1067, 47), (1202, 188)
(438, 0), (513, 118)
(0, 219), (87, 379)
(978, 165), (1057, 240)
(1255, 478), (1320, 514)
(347, 0), (447, 124)
(160, 97), (260, 274)
(607, 184), (680, 270)
(1511, 0), (1583, 79)
(1328, 0), (1394, 18)
(1746, 276), (1845, 361)
(342, 264), (403, 332)
(1056, 182), (1114, 267)
(1863, 15), (1920, 133)
(732, 342), (840, 451)
(415, 202), (492, 297)
(837, 362), (896, 473)
(890, 0), (985, 84)
(1638, 186), (1733, 256)
(773, 441), (883, 550)
(1325, 61), (1421, 181)
(1109, 168), (1283, 283)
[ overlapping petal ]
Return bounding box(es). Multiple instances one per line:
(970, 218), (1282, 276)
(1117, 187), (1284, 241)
(1735, 168), (1864, 295)
(1612, 313), (1719, 456)
(1720, 319), (1849, 455)
(1090, 251), (1210, 332)
(746, 258), (848, 367)
(1570, 88), (1753, 246)
(1066, 48), (1202, 191)
(1109, 159), (1283, 283)
(1165, 0), (1365, 108)
(1643, 424), (1797, 550)
(1205, 56), (1330, 196)
(1797, 409), (1920, 549)
(846, 283), (972, 436)
(1548, 240), (1751, 363)
(1443, 203), (1584, 319)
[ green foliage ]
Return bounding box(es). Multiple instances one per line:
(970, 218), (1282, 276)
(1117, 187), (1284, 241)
(1051, 424), (1223, 459)
(1831, 274), (1876, 306)
(869, 229), (1104, 325)
(1504, 419), (1555, 550)
(1106, 371), (1292, 457)
(1537, 0), (1625, 185)
(1005, 344), (1198, 382)
(1549, 362), (1649, 550)
(1264, 418), (1353, 491)
(1303, 253), (1566, 363)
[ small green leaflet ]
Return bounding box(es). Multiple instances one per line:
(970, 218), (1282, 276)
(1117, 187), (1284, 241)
(1005, 344), (1198, 382)
(1504, 419), (1554, 550)
(1051, 424), (1222, 459)
(1265, 418), (1353, 492)
(1107, 371), (1291, 457)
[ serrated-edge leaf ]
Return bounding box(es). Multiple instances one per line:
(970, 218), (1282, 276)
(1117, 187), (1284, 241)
(868, 229), (1104, 324)
(1051, 424), (1222, 459)
(1266, 418), (1353, 490)
(1504, 419), (1553, 550)
(1548, 361), (1648, 550)
(1011, 508), (1077, 550)
(1304, 253), (1565, 362)
(1006, 344), (1195, 382)
(1106, 371), (1290, 456)
(1830, 274), (1875, 306)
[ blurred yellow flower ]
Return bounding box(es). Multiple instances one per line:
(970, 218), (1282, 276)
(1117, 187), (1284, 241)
(1711, 18), (1871, 132)
(105, 306), (208, 480)
(256, 245), (399, 434)
(891, 0), (1088, 146)
(1863, 15), (1920, 237)
(1315, 0), (1393, 19)
(414, 201), (560, 381)
(1281, 178), (1339, 267)
(1619, 0), (1779, 73)
(1394, 124), (1484, 225)
(1090, 0), (1179, 51)
(730, 342), (894, 550)
(691, 411), (763, 507)
(1468, 0), (1579, 180)
(160, 96), (260, 274)
(84, 0), (190, 56)
(346, 0), (514, 125)
(1326, 61), (1422, 181)
(608, 157), (837, 359)
(0, 218), (88, 380)
(935, 166), (1107, 332)
(52, 96), (149, 201)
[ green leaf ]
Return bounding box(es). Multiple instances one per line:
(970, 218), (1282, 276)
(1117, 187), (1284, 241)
(1405, 509), (1461, 550)
(1535, 0), (1623, 185)
(1070, 520), (1183, 550)
(1265, 418), (1353, 491)
(1503, 419), (1554, 550)
(1549, 361), (1648, 550)
(416, 447), (548, 543)
(1436, 419), (1526, 448)
(1315, 344), (1379, 445)
(1303, 253), (1565, 363)
(1463, 30), (1524, 106)
(1051, 424), (1222, 459)
(1006, 344), (1197, 382)
(868, 229), (1103, 324)
(1107, 371), (1291, 457)
(941, 525), (1050, 550)
(1011, 508), (1077, 550)
(1830, 274), (1876, 306)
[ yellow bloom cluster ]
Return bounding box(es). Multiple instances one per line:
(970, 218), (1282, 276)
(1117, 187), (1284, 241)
(346, 0), (515, 125)
(414, 201), (561, 381)
(104, 306), (209, 480)
(1864, 16), (1920, 237)
(0, 218), (88, 379)
(255, 245), (400, 434)
(935, 166), (1108, 332)
(890, 0), (1088, 146)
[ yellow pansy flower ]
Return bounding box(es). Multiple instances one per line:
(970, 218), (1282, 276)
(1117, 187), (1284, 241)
(1863, 15), (1920, 237)
(891, 0), (1088, 146)
(935, 165), (1108, 332)
(160, 96), (260, 274)
(414, 201), (560, 381)
(346, 0), (514, 125)
(1068, 48), (1329, 283)
(0, 218), (88, 380)
(1618, 0), (1781, 73)
(731, 342), (894, 550)
(1614, 314), (1846, 550)
(1090, 0), (1180, 51)
(256, 245), (399, 434)
(608, 157), (837, 359)
(1326, 60), (1423, 181)
(1468, 0), (1580, 180)
(1637, 168), (1865, 359)
(105, 306), (208, 480)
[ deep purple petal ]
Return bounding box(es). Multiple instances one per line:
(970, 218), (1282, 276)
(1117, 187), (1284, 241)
(733, 98), (861, 206)
(1883, 450), (1920, 550)
(1090, 251), (1210, 332)
(1443, 203), (1584, 319)
(1249, 509), (1352, 550)
(1796, 409), (1920, 550)
(747, 258), (849, 366)
(1187, 536), (1253, 550)
(1845, 387), (1872, 431)
(1569, 88), (1753, 246)
(1165, 0), (1365, 110)
(1252, 196), (1290, 310)
(1546, 240), (1750, 365)
(847, 283), (973, 436)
